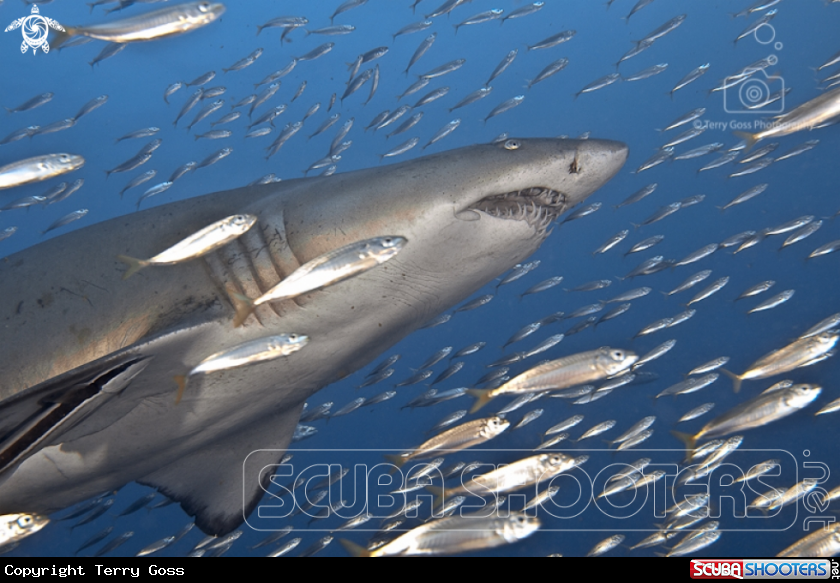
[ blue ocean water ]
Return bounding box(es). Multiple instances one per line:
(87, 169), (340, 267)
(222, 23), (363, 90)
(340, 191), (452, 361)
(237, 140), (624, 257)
(1, 0), (839, 557)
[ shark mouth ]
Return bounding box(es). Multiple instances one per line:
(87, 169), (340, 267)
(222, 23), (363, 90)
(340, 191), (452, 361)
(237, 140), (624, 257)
(465, 187), (568, 236)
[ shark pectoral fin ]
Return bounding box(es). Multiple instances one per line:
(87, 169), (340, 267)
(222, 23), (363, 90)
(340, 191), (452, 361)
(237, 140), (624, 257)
(0, 355), (151, 476)
(138, 401), (305, 536)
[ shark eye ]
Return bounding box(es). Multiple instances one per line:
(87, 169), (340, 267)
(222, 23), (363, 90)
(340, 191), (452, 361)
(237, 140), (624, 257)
(503, 139), (521, 150)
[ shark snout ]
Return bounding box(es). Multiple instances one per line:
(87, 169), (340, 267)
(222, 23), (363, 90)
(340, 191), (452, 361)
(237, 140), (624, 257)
(555, 138), (629, 209)
(585, 139), (629, 180)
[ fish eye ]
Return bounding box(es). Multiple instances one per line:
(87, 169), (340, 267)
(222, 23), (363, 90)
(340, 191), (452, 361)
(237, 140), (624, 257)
(18, 516), (32, 527)
(611, 349), (625, 360)
(199, 2), (210, 11)
(503, 139), (521, 150)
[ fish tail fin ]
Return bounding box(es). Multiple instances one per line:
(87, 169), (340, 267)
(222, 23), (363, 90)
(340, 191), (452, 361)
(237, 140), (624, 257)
(338, 539), (371, 557)
(116, 255), (150, 280)
(720, 368), (743, 393)
(383, 453), (409, 472)
(50, 28), (74, 51)
(174, 375), (187, 405)
(733, 130), (760, 153)
(425, 485), (446, 508)
(228, 288), (256, 327)
(467, 389), (493, 413)
(671, 430), (697, 458)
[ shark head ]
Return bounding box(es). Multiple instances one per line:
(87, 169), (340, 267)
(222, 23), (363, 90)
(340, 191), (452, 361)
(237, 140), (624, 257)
(267, 138), (628, 324)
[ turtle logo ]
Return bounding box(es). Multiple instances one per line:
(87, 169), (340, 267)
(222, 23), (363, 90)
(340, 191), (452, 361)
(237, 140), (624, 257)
(5, 5), (64, 55)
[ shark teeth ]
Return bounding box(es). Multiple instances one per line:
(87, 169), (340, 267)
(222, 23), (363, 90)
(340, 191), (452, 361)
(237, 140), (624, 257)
(469, 187), (566, 236)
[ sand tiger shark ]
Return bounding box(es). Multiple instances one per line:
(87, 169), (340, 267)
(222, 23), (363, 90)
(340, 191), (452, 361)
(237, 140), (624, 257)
(0, 138), (627, 535)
